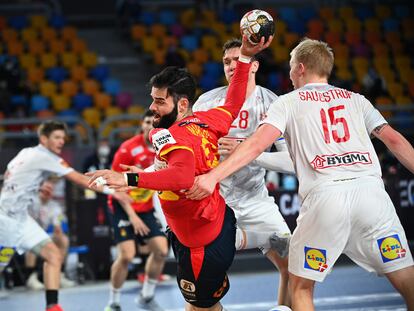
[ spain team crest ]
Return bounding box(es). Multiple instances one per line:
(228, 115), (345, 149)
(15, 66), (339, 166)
(377, 234), (406, 263)
(304, 246), (328, 272)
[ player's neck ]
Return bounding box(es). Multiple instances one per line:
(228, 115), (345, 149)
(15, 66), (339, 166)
(245, 81), (256, 99)
(177, 109), (193, 122)
(303, 74), (328, 86)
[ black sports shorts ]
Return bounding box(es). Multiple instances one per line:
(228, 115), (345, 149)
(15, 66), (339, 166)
(168, 206), (236, 308)
(110, 200), (165, 245)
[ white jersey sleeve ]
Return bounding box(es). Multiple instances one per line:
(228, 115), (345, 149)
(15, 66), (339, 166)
(359, 94), (388, 134)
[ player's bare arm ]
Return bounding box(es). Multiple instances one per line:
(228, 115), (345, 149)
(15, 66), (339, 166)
(372, 124), (414, 174)
(372, 123), (388, 135)
(186, 123), (281, 200)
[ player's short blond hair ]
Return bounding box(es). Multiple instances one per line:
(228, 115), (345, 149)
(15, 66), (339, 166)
(290, 38), (334, 78)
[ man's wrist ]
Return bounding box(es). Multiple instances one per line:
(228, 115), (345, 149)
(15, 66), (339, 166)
(124, 173), (139, 187)
(238, 54), (252, 63)
(102, 186), (115, 195)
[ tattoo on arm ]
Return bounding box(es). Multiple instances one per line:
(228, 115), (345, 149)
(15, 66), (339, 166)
(373, 123), (388, 135)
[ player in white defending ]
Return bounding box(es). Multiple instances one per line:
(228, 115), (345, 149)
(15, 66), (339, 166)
(187, 38), (414, 311)
(193, 38), (294, 307)
(0, 120), (130, 311)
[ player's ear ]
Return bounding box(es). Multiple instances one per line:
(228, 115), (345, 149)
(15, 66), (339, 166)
(251, 60), (259, 73)
(298, 62), (306, 75)
(178, 97), (190, 113)
(39, 134), (48, 145)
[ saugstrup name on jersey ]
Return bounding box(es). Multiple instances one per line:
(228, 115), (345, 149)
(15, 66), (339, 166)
(311, 152), (372, 169)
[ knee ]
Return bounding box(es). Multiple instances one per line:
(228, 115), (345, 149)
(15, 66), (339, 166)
(54, 232), (69, 249)
(289, 273), (314, 293)
(152, 248), (168, 261)
(118, 250), (135, 265)
(44, 244), (63, 267)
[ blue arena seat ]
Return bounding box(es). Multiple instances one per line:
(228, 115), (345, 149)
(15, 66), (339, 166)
(159, 10), (177, 26)
(203, 61), (222, 78)
(31, 95), (49, 112)
(8, 16), (28, 30)
(46, 67), (69, 83)
(89, 65), (110, 82)
(298, 7), (317, 22)
(181, 35), (199, 52)
(383, 18), (400, 32)
(103, 78), (121, 96)
(140, 11), (156, 26)
(49, 14), (66, 29)
(73, 93), (93, 111)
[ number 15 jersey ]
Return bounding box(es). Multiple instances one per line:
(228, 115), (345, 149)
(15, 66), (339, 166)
(263, 83), (387, 201)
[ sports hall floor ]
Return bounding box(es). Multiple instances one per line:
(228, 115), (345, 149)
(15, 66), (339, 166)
(0, 264), (406, 311)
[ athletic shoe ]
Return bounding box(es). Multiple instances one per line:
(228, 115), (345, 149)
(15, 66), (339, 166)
(269, 233), (290, 258)
(104, 303), (122, 311)
(46, 304), (64, 311)
(26, 272), (44, 290)
(60, 275), (76, 288)
(137, 273), (172, 284)
(136, 295), (164, 311)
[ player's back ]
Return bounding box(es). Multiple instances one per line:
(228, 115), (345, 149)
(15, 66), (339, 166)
(267, 83), (384, 200)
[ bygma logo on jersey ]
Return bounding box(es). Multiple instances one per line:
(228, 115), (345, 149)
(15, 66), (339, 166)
(377, 234), (407, 263)
(311, 151), (372, 170)
(304, 247), (328, 272)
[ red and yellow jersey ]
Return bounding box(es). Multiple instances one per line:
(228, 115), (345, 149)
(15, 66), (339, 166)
(109, 134), (155, 213)
(149, 107), (235, 247)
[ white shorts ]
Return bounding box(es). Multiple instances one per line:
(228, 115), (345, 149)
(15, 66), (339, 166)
(289, 177), (414, 282)
(0, 212), (51, 254)
(230, 186), (291, 253)
(29, 199), (66, 230)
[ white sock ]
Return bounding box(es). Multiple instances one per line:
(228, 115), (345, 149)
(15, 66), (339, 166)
(109, 286), (121, 305)
(235, 228), (273, 250)
(141, 277), (158, 298)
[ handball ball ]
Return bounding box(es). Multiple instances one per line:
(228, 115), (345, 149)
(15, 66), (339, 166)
(240, 9), (275, 45)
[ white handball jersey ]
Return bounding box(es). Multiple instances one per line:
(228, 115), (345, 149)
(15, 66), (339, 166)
(263, 83), (386, 201)
(0, 144), (73, 219)
(194, 85), (281, 205)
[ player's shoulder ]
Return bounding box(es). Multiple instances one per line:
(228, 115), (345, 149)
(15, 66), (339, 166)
(195, 86), (228, 104)
(257, 85), (278, 100)
(34, 144), (59, 160)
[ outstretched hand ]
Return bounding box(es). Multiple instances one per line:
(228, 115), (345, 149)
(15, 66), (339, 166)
(185, 173), (218, 201)
(85, 169), (128, 191)
(240, 34), (273, 58)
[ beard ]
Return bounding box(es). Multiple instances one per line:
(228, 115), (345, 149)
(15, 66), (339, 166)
(153, 104), (178, 128)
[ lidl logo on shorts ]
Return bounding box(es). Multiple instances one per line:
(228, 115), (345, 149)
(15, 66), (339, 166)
(304, 246), (328, 272)
(377, 234), (406, 263)
(0, 246), (15, 267)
